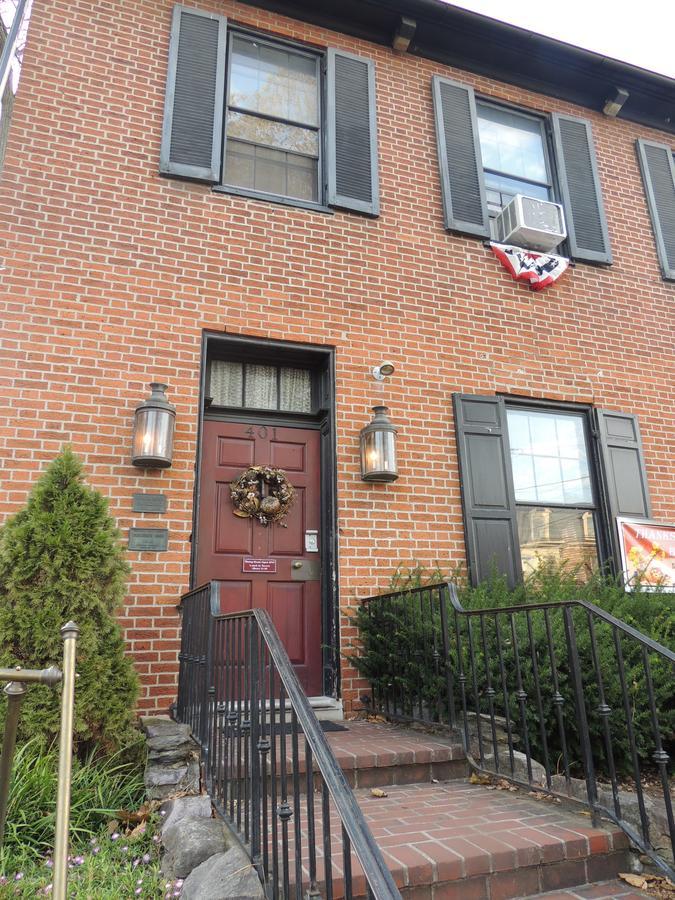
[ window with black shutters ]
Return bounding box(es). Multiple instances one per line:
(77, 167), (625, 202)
(160, 6), (379, 215)
(476, 103), (554, 218)
(432, 77), (612, 264)
(453, 394), (651, 587)
(223, 34), (321, 204)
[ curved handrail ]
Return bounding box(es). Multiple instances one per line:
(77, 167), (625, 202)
(443, 582), (675, 659)
(360, 580), (675, 879)
(251, 608), (401, 899)
(177, 582), (401, 899)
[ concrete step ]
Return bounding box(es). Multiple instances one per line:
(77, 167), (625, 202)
(526, 878), (649, 898)
(288, 778), (631, 899)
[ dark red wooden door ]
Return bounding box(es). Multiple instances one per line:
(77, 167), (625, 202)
(196, 420), (323, 696)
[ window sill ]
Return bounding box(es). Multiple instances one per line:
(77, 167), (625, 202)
(212, 185), (334, 215)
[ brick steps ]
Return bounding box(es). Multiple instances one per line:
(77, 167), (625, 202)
(526, 878), (649, 898)
(289, 720), (634, 899)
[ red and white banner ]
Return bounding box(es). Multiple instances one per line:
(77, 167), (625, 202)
(617, 517), (675, 592)
(490, 242), (570, 291)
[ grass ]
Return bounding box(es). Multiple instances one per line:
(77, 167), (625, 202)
(0, 738), (181, 898)
(0, 821), (176, 899)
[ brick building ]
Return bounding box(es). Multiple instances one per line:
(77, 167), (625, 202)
(1, 0), (674, 718)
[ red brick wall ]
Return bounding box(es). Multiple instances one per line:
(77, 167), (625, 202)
(1, 0), (673, 715)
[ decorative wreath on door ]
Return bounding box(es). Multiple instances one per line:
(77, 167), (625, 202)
(230, 465), (296, 527)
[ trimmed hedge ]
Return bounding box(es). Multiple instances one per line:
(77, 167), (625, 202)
(351, 563), (675, 776)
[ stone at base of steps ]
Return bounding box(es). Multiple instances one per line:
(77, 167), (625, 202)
(527, 877), (650, 898)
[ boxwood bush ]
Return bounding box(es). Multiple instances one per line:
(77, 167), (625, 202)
(351, 562), (675, 777)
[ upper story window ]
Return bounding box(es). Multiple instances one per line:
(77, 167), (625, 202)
(160, 6), (379, 216)
(224, 35), (321, 203)
(476, 104), (553, 215)
(432, 76), (613, 264)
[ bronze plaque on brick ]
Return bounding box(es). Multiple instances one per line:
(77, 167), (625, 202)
(132, 493), (167, 514)
(128, 528), (168, 552)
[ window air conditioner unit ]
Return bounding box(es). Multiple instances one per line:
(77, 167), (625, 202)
(495, 194), (566, 253)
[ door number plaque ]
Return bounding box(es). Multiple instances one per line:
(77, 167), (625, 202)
(242, 558), (277, 574)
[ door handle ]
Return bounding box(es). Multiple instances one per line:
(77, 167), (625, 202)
(292, 561), (303, 569)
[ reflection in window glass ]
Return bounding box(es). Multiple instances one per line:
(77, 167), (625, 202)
(229, 37), (318, 126)
(507, 409), (592, 504)
(517, 507), (598, 578)
(478, 105), (548, 183)
(225, 35), (320, 202)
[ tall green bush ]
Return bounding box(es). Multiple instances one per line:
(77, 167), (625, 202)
(351, 561), (675, 776)
(0, 448), (139, 754)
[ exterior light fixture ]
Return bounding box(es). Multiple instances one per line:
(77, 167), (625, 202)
(359, 406), (399, 482)
(603, 88), (629, 117)
(372, 361), (396, 381)
(131, 383), (176, 468)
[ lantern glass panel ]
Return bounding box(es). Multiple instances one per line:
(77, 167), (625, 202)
(132, 408), (175, 466)
(360, 429), (397, 479)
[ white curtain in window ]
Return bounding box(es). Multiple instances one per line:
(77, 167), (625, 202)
(245, 365), (278, 409)
(280, 368), (311, 412)
(210, 360), (243, 406)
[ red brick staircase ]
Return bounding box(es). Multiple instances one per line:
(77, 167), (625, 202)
(301, 719), (648, 900)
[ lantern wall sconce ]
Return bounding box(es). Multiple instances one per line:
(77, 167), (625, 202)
(131, 383), (176, 468)
(359, 405), (399, 482)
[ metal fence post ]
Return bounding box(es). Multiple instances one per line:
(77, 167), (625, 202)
(52, 622), (79, 900)
(0, 678), (27, 846)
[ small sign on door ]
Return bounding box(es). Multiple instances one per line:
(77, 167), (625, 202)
(305, 530), (319, 552)
(242, 557), (277, 574)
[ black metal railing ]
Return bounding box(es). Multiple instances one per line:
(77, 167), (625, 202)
(361, 582), (675, 878)
(176, 582), (401, 900)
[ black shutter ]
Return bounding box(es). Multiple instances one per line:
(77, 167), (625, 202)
(159, 5), (227, 182)
(326, 49), (379, 216)
(551, 114), (612, 264)
(453, 394), (521, 587)
(432, 77), (489, 238)
(596, 410), (652, 565)
(636, 139), (675, 281)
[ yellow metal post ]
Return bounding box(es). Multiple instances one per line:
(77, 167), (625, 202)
(52, 622), (79, 900)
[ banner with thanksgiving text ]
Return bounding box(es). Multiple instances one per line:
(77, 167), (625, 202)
(617, 517), (675, 592)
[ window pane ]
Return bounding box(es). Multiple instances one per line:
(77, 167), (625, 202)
(280, 368), (312, 412)
(507, 409), (592, 504)
(210, 361), (243, 406)
(517, 507), (599, 579)
(478, 105), (548, 184)
(244, 364), (277, 409)
(224, 140), (318, 201)
(227, 111), (318, 156)
(484, 173), (550, 211)
(229, 36), (318, 126)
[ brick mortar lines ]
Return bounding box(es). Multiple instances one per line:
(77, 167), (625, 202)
(0, 0), (673, 713)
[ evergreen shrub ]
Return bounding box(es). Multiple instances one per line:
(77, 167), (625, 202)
(0, 448), (139, 754)
(351, 561), (674, 776)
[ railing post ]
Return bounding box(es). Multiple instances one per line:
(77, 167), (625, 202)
(562, 607), (599, 825)
(249, 622), (262, 876)
(0, 678), (27, 847)
(439, 585), (456, 728)
(52, 621), (79, 900)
